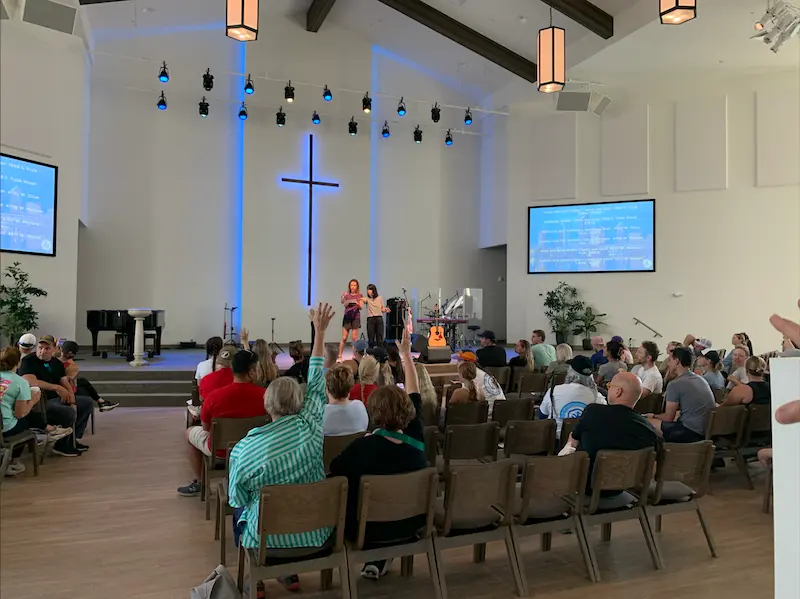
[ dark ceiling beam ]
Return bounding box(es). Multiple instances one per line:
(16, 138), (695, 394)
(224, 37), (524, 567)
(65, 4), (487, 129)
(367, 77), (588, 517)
(307, 0), (338, 32)
(375, 0), (537, 84)
(538, 0), (614, 39)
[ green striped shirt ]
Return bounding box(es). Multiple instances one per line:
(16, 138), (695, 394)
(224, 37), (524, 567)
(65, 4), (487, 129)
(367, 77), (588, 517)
(228, 356), (329, 549)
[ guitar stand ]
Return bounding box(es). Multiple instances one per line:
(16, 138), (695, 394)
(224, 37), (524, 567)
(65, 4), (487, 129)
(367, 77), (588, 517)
(269, 317), (284, 354)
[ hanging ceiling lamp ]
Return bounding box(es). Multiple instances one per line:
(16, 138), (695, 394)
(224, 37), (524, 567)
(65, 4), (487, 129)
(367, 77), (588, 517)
(537, 9), (565, 93)
(227, 0), (259, 41)
(659, 0), (696, 25)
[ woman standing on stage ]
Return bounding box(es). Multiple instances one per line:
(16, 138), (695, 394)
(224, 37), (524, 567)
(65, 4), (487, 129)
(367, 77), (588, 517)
(340, 279), (364, 360)
(365, 284), (390, 348)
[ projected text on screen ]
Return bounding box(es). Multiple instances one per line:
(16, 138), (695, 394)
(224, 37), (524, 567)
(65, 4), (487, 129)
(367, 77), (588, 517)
(528, 200), (655, 274)
(0, 154), (58, 256)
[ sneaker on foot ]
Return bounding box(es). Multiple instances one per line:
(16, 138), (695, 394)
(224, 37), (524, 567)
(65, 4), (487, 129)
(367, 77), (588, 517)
(48, 426), (73, 442)
(52, 446), (82, 457)
(278, 575), (301, 592)
(99, 399), (119, 412)
(75, 441), (90, 452)
(4, 462), (25, 476)
(177, 480), (201, 497)
(361, 559), (392, 580)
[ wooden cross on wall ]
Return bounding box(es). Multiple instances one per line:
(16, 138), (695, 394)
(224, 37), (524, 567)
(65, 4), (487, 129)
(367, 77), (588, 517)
(281, 133), (340, 305)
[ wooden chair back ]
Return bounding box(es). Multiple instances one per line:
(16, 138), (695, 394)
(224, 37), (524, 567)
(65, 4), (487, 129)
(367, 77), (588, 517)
(354, 468), (439, 549)
(256, 477), (348, 565)
(745, 403), (772, 439)
(422, 400), (439, 430)
(510, 367), (531, 392)
(651, 441), (714, 503)
(210, 416), (271, 456)
(444, 400), (489, 427)
(443, 422), (499, 463)
(519, 374), (548, 395)
(518, 452), (589, 520)
(323, 432), (366, 473)
(559, 417), (580, 449)
(483, 366), (511, 391)
(705, 405), (747, 447)
(492, 398), (533, 428)
(439, 460), (518, 536)
(191, 379), (200, 406)
(634, 393), (664, 415)
(504, 420), (556, 458)
(712, 388), (728, 404)
(587, 448), (655, 514)
(423, 426), (439, 467)
(550, 373), (567, 387)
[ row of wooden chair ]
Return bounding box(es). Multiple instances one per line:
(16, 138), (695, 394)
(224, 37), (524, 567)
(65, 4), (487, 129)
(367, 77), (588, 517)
(233, 441), (716, 599)
(704, 403), (771, 490)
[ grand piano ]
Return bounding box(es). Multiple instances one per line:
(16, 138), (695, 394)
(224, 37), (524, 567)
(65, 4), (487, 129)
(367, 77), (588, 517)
(86, 310), (165, 358)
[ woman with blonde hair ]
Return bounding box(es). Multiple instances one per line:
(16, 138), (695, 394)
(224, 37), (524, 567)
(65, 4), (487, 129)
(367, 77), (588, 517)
(323, 364), (368, 436)
(414, 362), (437, 410)
(546, 343), (573, 378)
(509, 339), (535, 371)
(722, 356), (770, 406)
(349, 355), (384, 405)
(251, 338), (279, 388)
(726, 345), (751, 389)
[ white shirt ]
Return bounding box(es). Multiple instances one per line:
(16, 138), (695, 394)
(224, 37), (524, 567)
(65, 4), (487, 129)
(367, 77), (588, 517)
(631, 364), (664, 395)
(195, 358), (214, 381)
(463, 368), (506, 417)
(727, 367), (749, 390)
(323, 401), (369, 436)
(540, 383), (606, 436)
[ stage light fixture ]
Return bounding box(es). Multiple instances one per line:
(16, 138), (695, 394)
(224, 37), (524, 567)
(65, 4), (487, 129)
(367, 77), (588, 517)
(312, 111), (321, 125)
(284, 81), (295, 103)
(381, 121), (390, 138)
(238, 102), (248, 120)
(445, 129), (453, 146)
(431, 102), (441, 123)
(537, 10), (566, 93)
(276, 106), (286, 127)
(323, 85), (333, 101)
(397, 97), (407, 116)
(157, 91), (167, 110)
(752, 1), (800, 54)
(226, 0), (259, 41)
(199, 97), (209, 118)
(464, 108), (473, 126)
(413, 125), (422, 144)
(659, 0), (696, 25)
(349, 117), (358, 136)
(362, 92), (372, 113)
(202, 68), (214, 91)
(158, 61), (169, 83)
(244, 75), (254, 95)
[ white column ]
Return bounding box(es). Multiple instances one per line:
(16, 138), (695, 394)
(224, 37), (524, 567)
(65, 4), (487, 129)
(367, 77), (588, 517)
(771, 357), (800, 599)
(128, 309), (152, 367)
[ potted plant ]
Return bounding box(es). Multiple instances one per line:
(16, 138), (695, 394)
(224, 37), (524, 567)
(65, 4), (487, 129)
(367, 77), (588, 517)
(573, 306), (607, 350)
(542, 282), (583, 345)
(0, 262), (48, 344)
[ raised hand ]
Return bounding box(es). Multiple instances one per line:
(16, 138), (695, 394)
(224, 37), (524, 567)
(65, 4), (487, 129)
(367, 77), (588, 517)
(240, 327), (250, 347)
(311, 302), (335, 332)
(396, 326), (412, 356)
(770, 298), (800, 348)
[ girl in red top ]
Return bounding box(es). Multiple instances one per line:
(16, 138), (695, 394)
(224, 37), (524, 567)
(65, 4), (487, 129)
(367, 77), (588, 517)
(339, 279), (364, 360)
(349, 354), (394, 405)
(198, 344), (237, 400)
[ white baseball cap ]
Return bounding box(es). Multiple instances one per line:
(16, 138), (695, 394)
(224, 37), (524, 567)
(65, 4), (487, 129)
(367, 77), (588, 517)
(18, 333), (37, 348)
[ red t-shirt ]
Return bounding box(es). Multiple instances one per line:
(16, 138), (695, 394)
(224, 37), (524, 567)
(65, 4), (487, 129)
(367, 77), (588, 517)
(349, 383), (378, 405)
(199, 368), (233, 400)
(200, 381), (268, 455)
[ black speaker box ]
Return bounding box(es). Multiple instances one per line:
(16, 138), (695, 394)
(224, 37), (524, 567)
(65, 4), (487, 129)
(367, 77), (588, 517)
(422, 346), (452, 364)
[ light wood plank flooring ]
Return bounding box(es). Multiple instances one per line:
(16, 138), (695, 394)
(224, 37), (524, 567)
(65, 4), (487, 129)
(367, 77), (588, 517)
(1, 408), (773, 599)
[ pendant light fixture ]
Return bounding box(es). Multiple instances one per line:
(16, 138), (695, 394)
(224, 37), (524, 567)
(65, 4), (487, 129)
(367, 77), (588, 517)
(659, 0), (696, 25)
(537, 8), (566, 94)
(226, 0), (259, 41)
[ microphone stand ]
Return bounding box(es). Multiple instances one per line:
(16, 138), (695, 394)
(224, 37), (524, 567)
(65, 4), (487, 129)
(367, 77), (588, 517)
(270, 317), (284, 354)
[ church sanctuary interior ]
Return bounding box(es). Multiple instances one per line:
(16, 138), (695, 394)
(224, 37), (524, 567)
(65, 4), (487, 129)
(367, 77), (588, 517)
(2, 0), (800, 597)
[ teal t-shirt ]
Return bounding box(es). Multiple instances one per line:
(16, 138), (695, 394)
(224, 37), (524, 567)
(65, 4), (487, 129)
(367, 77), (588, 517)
(532, 343), (557, 369)
(1, 370), (31, 432)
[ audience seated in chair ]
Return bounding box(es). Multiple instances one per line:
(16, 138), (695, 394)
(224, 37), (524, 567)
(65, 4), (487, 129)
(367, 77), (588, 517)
(17, 334), (37, 359)
(195, 336), (224, 381)
(530, 329), (556, 370)
(198, 345), (237, 400)
(58, 341), (119, 411)
(647, 347), (715, 443)
(2, 346), (72, 476)
(414, 361), (439, 419)
(323, 344), (339, 372)
(227, 303), (335, 594)
(178, 350), (268, 496)
(561, 372), (660, 493)
(386, 344), (404, 384)
(451, 354), (505, 416)
(726, 345), (752, 389)
(284, 340), (310, 384)
(350, 354), (393, 406)
(508, 339), (535, 371)
(342, 339), (368, 379)
(631, 341), (664, 398)
(721, 357), (771, 407)
(329, 327), (427, 580)
(245, 335), (279, 388)
(590, 335), (608, 369)
(323, 364), (368, 437)
(546, 343), (573, 379)
(540, 355), (606, 437)
(611, 335), (634, 364)
(596, 340), (627, 388)
(476, 330), (507, 368)
(722, 333), (752, 373)
(18, 335), (94, 457)
(694, 350), (726, 390)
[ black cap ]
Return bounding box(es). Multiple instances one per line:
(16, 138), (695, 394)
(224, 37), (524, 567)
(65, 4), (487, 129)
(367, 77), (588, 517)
(367, 346), (389, 363)
(478, 330), (496, 341)
(232, 350), (258, 375)
(566, 355), (593, 376)
(61, 341), (79, 355)
(701, 349), (720, 365)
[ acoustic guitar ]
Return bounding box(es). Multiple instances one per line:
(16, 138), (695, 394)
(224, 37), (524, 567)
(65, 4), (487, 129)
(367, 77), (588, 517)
(427, 309), (446, 348)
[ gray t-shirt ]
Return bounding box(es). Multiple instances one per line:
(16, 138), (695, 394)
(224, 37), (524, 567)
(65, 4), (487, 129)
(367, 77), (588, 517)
(665, 371), (716, 435)
(323, 401), (369, 436)
(598, 360), (626, 383)
(702, 370), (726, 390)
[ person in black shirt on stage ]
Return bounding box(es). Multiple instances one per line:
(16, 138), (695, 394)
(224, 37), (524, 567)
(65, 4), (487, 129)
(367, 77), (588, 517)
(476, 330), (507, 368)
(330, 327), (427, 581)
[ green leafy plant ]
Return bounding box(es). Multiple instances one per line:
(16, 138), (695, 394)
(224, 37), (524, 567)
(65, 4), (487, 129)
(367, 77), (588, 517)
(542, 282), (584, 343)
(573, 306), (607, 349)
(0, 262), (48, 343)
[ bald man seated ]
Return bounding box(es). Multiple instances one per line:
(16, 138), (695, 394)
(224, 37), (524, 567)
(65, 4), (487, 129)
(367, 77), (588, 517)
(564, 372), (661, 494)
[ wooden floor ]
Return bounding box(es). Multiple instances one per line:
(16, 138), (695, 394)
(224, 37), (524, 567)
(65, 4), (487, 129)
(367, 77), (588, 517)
(1, 408), (774, 599)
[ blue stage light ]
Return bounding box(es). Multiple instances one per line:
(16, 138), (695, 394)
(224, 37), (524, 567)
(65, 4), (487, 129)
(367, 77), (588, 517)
(312, 111), (321, 125)
(445, 129), (453, 146)
(238, 102), (248, 120)
(381, 121), (390, 138)
(464, 107), (473, 126)
(397, 97), (406, 116)
(323, 86), (332, 101)
(157, 91), (167, 110)
(244, 75), (254, 95)
(158, 61), (169, 83)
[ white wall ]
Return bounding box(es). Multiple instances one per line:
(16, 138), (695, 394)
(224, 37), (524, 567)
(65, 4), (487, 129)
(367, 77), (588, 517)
(0, 21), (87, 340)
(500, 71), (800, 354)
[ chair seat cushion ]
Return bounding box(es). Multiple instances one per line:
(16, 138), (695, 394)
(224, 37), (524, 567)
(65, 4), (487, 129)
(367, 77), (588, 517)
(435, 456), (484, 474)
(435, 498), (501, 533)
(582, 491), (637, 513)
(648, 481), (694, 504)
(512, 495), (570, 523)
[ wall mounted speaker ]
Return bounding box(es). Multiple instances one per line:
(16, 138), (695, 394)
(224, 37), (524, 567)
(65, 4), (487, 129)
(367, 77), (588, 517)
(22, 0), (77, 35)
(556, 91), (592, 112)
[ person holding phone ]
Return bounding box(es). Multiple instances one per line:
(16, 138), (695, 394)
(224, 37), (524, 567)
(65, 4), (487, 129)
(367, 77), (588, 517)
(339, 279), (364, 360)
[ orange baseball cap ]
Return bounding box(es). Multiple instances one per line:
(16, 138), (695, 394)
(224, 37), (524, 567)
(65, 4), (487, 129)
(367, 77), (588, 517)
(457, 350), (477, 362)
